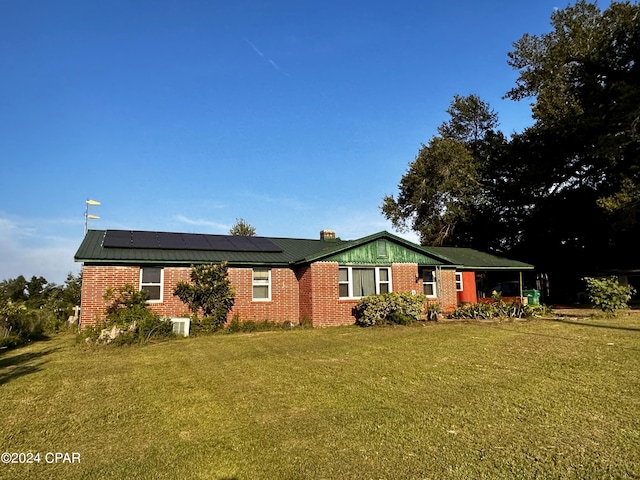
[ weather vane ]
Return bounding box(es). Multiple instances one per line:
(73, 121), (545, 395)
(84, 199), (101, 235)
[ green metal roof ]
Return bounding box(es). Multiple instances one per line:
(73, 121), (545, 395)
(75, 230), (345, 266)
(75, 229), (534, 270)
(426, 246), (534, 270)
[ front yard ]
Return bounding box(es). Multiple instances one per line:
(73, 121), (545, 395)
(1, 313), (639, 479)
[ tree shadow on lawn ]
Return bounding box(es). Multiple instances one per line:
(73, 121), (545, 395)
(543, 316), (640, 333)
(0, 346), (60, 387)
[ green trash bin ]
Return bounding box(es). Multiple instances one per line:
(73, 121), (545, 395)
(523, 289), (540, 306)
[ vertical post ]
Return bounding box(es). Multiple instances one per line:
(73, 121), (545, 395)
(519, 271), (524, 304)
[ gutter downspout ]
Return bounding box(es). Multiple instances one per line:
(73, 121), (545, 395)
(436, 265), (443, 313)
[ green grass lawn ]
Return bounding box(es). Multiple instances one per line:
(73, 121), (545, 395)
(1, 314), (639, 479)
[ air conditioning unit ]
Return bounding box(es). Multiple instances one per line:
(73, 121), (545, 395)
(170, 317), (190, 337)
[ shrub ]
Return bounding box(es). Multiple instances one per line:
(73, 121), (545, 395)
(387, 311), (415, 325)
(190, 315), (227, 335)
(225, 315), (297, 334)
(1, 300), (48, 347)
(450, 299), (549, 320)
(425, 302), (440, 322)
(174, 263), (235, 333)
(583, 276), (636, 315)
(354, 292), (428, 327)
(83, 284), (174, 345)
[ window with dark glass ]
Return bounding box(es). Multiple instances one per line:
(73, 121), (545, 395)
(423, 270), (436, 297)
(455, 272), (463, 291)
(141, 267), (163, 301)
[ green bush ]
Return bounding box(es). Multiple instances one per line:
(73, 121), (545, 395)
(189, 315), (227, 335)
(173, 263), (235, 331)
(1, 300), (49, 347)
(354, 292), (428, 327)
(450, 299), (549, 320)
(583, 276), (636, 315)
(425, 302), (440, 322)
(225, 315), (296, 334)
(82, 284), (175, 345)
(386, 311), (415, 325)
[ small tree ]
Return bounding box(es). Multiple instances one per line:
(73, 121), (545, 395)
(229, 218), (256, 236)
(583, 276), (636, 315)
(173, 262), (235, 332)
(99, 284), (173, 344)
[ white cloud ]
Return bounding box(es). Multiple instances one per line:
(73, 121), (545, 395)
(0, 217), (80, 284)
(174, 215), (229, 232)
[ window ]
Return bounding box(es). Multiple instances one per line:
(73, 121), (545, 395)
(141, 267), (163, 302)
(377, 239), (388, 258)
(455, 272), (463, 291)
(339, 268), (350, 298)
(338, 267), (392, 298)
(252, 268), (271, 301)
(423, 269), (437, 297)
(379, 267), (390, 293)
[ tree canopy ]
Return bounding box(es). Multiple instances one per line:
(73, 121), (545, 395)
(383, 0), (640, 300)
(229, 218), (256, 236)
(1, 273), (82, 347)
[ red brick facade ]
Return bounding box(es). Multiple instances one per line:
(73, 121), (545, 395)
(79, 262), (471, 328)
(297, 262), (359, 327)
(228, 267), (300, 323)
(438, 269), (459, 313)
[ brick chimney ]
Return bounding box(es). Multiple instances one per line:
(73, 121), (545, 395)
(320, 229), (336, 240)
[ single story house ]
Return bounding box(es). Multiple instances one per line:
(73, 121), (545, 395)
(74, 229), (534, 328)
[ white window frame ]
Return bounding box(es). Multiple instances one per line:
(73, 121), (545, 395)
(455, 272), (463, 292)
(140, 267), (164, 303)
(338, 266), (392, 299)
(252, 268), (271, 301)
(423, 269), (437, 298)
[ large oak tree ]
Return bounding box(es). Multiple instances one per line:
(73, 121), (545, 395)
(383, 1), (640, 300)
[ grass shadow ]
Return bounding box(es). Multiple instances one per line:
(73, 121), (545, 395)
(0, 347), (60, 386)
(542, 316), (640, 332)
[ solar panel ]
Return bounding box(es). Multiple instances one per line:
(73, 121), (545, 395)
(103, 230), (132, 248)
(157, 232), (186, 249)
(102, 230), (282, 252)
(132, 231), (160, 248)
(203, 235), (236, 251)
(249, 236), (283, 252)
(229, 236), (254, 251)
(181, 233), (211, 250)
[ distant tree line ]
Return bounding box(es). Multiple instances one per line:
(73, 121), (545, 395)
(0, 273), (81, 348)
(383, 1), (640, 301)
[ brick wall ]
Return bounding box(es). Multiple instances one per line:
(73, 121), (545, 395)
(301, 262), (422, 327)
(79, 264), (300, 327)
(227, 267), (299, 323)
(79, 262), (465, 328)
(391, 263), (419, 293)
(79, 265), (140, 327)
(297, 262), (360, 327)
(147, 267), (192, 318)
(297, 265), (313, 322)
(439, 269), (459, 313)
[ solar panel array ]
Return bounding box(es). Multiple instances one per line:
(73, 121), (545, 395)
(103, 230), (282, 252)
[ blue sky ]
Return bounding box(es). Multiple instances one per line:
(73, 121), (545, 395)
(0, 0), (594, 284)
